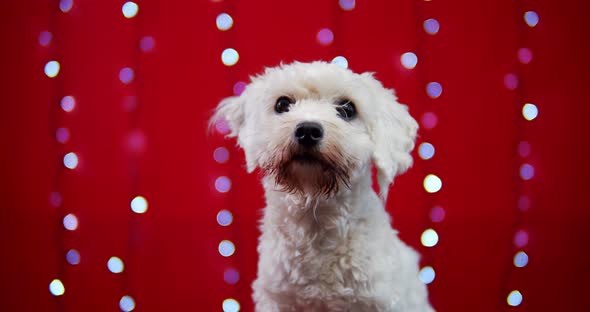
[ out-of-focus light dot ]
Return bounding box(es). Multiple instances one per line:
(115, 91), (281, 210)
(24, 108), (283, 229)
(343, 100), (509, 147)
(49, 192), (62, 207)
(214, 147), (230, 163)
(233, 81), (247, 96)
(507, 290), (523, 306)
(514, 251), (529, 268)
(217, 209), (233, 226)
(127, 129), (146, 154)
(221, 48), (239, 66)
(139, 36), (155, 52)
(224, 268), (240, 285)
(517, 47), (533, 64)
(418, 142), (435, 160)
(39, 31), (52, 46)
(66, 249), (80, 265)
(130, 196), (148, 214)
(518, 195), (531, 212)
(339, 0), (355, 11)
(119, 295), (136, 312)
(316, 28), (334, 46)
(108, 256), (124, 273)
(63, 152), (78, 169)
(216, 13), (234, 31)
(423, 18), (440, 35)
(60, 96), (76, 112)
(430, 206), (445, 223)
(215, 176), (231, 193)
(219, 240), (235, 257)
(222, 298), (240, 312)
(524, 11), (539, 27)
(56, 127), (70, 144)
(44, 61), (60, 78)
(119, 67), (135, 84)
(504, 73), (519, 90)
(522, 103), (538, 121)
(514, 230), (529, 248)
(426, 82), (442, 98)
(421, 228), (439, 247)
(331, 56), (348, 69)
(59, 0), (73, 13)
(49, 279), (65, 296)
(520, 163), (535, 180)
(215, 119), (230, 135)
(400, 52), (418, 69)
(122, 2), (139, 18)
(518, 141), (532, 157)
(419, 266), (435, 284)
(63, 213), (78, 231)
(421, 112), (438, 130)
(423, 174), (442, 193)
(122, 95), (138, 112)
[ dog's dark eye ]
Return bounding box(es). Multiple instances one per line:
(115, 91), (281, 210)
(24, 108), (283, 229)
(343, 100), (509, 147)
(275, 96), (294, 114)
(336, 99), (356, 120)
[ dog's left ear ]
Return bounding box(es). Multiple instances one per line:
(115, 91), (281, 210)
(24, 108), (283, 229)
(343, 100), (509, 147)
(361, 73), (418, 201)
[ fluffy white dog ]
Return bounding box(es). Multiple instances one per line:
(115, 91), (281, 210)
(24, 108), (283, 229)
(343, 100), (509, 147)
(212, 61), (434, 312)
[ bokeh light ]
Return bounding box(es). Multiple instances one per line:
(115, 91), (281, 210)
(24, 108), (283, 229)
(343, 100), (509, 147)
(426, 82), (442, 98)
(38, 31), (52, 46)
(423, 174), (442, 193)
(122, 2), (139, 18)
(400, 52), (418, 69)
(522, 103), (538, 121)
(56, 127), (70, 144)
(215, 176), (231, 193)
(63, 213), (78, 231)
(59, 0), (73, 13)
(63, 152), (78, 169)
(139, 36), (155, 52)
(520, 163), (535, 180)
(119, 67), (135, 84)
(517, 195), (531, 212)
(331, 56), (348, 69)
(419, 266), (435, 284)
(108, 256), (124, 273)
(216, 13), (234, 31)
(339, 0), (355, 11)
(423, 18), (440, 35)
(316, 28), (334, 46)
(217, 210), (233, 226)
(218, 240), (235, 257)
(60, 96), (76, 112)
(222, 298), (240, 312)
(430, 206), (445, 223)
(524, 11), (539, 27)
(517, 47), (533, 64)
(418, 142), (435, 160)
(49, 279), (65, 296)
(221, 48), (239, 66)
(421, 228), (439, 247)
(66, 249), (80, 265)
(49, 192), (63, 207)
(504, 73), (519, 90)
(119, 295), (136, 312)
(514, 230), (529, 248)
(44, 61), (60, 78)
(130, 196), (148, 214)
(224, 268), (240, 285)
(214, 147), (230, 163)
(421, 112), (438, 130)
(514, 251), (529, 268)
(507, 290), (523, 306)
(518, 141), (532, 157)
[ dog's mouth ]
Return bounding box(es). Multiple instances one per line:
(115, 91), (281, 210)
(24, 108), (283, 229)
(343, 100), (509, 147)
(291, 153), (321, 165)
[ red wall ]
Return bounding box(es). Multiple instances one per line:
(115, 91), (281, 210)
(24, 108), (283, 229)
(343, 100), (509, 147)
(2, 0), (589, 311)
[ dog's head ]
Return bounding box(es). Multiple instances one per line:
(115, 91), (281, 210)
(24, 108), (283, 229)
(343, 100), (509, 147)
(211, 61), (417, 199)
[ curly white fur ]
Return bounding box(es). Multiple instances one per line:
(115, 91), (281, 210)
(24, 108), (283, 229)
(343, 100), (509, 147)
(212, 61), (434, 312)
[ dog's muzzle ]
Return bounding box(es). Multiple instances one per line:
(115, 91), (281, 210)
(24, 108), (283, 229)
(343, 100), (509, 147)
(294, 122), (323, 147)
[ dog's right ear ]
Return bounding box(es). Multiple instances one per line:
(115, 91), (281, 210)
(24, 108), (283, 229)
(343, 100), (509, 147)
(210, 96), (244, 139)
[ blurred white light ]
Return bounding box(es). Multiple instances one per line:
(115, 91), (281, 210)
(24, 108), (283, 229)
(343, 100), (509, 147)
(216, 13), (234, 31)
(423, 174), (442, 193)
(214, 147), (229, 163)
(522, 103), (538, 121)
(63, 152), (78, 169)
(45, 61), (60, 78)
(316, 28), (334, 46)
(421, 228), (439, 247)
(418, 142), (435, 160)
(122, 2), (139, 18)
(219, 240), (235, 257)
(39, 31), (52, 46)
(524, 11), (539, 27)
(130, 196), (148, 214)
(217, 210), (233, 226)
(139, 36), (155, 52)
(215, 176), (232, 193)
(423, 18), (440, 35)
(331, 56), (348, 69)
(119, 295), (136, 312)
(221, 48), (239, 66)
(56, 127), (70, 144)
(520, 163), (535, 180)
(61, 96), (76, 112)
(514, 230), (529, 248)
(66, 249), (80, 265)
(339, 0), (355, 11)
(222, 298), (240, 312)
(119, 67), (135, 84)
(49, 279), (65, 296)
(63, 213), (78, 231)
(59, 0), (73, 13)
(108, 256), (124, 273)
(513, 251), (529, 268)
(400, 52), (418, 69)
(507, 290), (523, 306)
(419, 266), (435, 284)
(426, 82), (442, 98)
(224, 268), (240, 285)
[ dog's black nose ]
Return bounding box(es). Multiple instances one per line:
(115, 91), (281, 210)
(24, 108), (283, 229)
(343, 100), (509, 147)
(294, 122), (324, 147)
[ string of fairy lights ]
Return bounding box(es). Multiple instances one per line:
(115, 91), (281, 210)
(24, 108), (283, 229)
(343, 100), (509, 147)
(500, 4), (540, 310)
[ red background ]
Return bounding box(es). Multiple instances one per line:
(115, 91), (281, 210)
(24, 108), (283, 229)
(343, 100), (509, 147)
(2, 0), (590, 311)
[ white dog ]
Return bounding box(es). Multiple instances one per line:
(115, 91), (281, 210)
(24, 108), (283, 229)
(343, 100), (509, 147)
(212, 61), (434, 312)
